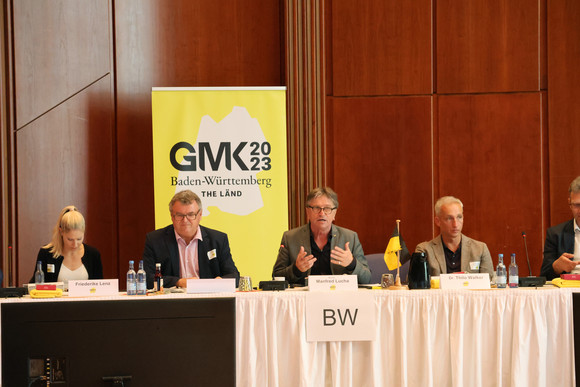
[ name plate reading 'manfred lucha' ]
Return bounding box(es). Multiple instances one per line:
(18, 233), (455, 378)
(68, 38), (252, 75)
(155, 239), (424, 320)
(308, 275), (358, 291)
(68, 279), (119, 297)
(305, 291), (376, 342)
(439, 273), (491, 290)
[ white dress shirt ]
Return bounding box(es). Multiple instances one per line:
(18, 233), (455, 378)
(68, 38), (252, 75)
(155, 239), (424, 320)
(573, 219), (580, 274)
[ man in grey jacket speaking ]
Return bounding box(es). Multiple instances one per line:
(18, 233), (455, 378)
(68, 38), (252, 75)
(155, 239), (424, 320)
(272, 187), (371, 285)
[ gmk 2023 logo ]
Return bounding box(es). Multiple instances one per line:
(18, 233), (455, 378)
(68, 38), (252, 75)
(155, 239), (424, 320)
(169, 106), (274, 216)
(169, 141), (271, 172)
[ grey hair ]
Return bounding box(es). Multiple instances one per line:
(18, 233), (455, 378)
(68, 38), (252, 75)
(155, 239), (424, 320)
(169, 190), (202, 213)
(306, 187), (339, 209)
(569, 176), (580, 195)
(434, 196), (464, 216)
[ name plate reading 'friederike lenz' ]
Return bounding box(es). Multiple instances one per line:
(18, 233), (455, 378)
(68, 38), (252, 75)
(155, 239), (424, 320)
(308, 275), (358, 291)
(439, 273), (491, 290)
(68, 279), (119, 297)
(305, 291), (376, 342)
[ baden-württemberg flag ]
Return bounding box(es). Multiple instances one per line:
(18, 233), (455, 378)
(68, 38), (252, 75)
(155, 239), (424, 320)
(384, 226), (411, 270)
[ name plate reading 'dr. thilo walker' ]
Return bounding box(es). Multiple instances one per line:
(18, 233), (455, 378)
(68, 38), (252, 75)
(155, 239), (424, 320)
(308, 275), (358, 291)
(68, 279), (119, 297)
(306, 291), (376, 342)
(439, 273), (491, 290)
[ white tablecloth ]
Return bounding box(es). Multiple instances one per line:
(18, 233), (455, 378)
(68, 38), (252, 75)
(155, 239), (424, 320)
(235, 288), (575, 387)
(0, 288), (575, 386)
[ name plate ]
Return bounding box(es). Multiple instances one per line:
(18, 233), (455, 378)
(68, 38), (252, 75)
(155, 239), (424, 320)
(306, 291), (376, 342)
(68, 279), (119, 297)
(186, 278), (236, 293)
(308, 275), (358, 291)
(439, 273), (491, 290)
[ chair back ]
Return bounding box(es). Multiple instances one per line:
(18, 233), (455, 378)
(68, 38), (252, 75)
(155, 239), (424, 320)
(365, 253), (410, 284)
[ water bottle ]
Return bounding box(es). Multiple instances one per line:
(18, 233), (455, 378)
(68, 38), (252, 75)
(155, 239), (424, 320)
(137, 260), (147, 295)
(34, 261), (45, 284)
(127, 260), (137, 295)
(508, 253), (519, 288)
(154, 263), (163, 292)
(496, 254), (507, 288)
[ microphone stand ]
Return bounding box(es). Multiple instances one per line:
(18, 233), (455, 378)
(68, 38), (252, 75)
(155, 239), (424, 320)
(518, 231), (546, 287)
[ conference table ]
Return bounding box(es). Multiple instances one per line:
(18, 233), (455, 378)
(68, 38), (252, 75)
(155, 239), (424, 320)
(237, 287), (575, 387)
(0, 287), (576, 386)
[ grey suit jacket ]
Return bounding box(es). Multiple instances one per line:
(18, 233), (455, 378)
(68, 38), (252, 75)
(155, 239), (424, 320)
(415, 234), (495, 281)
(272, 223), (371, 284)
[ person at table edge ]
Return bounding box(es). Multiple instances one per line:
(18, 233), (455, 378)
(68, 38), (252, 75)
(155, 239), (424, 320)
(415, 196), (495, 281)
(540, 175), (580, 280)
(272, 187), (371, 285)
(142, 189), (240, 288)
(31, 205), (103, 284)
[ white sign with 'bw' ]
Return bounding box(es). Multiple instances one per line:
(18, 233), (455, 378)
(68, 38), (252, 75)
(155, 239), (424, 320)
(305, 291), (376, 342)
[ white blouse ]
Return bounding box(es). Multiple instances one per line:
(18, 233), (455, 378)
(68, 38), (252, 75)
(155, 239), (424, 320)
(58, 264), (89, 288)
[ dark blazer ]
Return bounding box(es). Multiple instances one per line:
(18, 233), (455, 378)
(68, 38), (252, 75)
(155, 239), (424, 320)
(541, 219), (575, 280)
(30, 244), (103, 283)
(143, 224), (240, 288)
(272, 223), (371, 284)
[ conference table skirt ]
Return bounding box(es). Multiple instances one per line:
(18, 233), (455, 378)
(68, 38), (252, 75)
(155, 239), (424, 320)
(235, 288), (575, 387)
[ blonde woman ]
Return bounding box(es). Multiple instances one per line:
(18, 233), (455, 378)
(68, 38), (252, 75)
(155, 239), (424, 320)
(31, 206), (103, 284)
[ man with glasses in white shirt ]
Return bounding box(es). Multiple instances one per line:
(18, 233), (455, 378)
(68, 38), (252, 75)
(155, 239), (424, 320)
(143, 189), (240, 289)
(272, 187), (371, 285)
(541, 176), (580, 280)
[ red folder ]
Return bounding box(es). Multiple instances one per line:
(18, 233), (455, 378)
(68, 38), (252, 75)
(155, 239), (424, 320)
(560, 274), (580, 280)
(35, 284), (57, 291)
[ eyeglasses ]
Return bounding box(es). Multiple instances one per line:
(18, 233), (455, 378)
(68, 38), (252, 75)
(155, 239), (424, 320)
(570, 203), (580, 210)
(173, 210), (200, 221)
(307, 205), (336, 215)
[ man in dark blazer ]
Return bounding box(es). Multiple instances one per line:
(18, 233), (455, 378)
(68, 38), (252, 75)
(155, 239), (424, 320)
(541, 176), (580, 280)
(272, 187), (371, 285)
(143, 190), (240, 289)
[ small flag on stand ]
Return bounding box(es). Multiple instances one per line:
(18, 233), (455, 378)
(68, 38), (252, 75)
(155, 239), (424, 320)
(384, 225), (411, 271)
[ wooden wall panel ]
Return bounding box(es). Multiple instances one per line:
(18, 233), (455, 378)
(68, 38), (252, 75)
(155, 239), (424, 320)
(330, 96), (433, 255)
(547, 0), (580, 225)
(437, 0), (541, 94)
(9, 0), (115, 287)
(114, 0), (283, 268)
(5, 0), (572, 287)
(540, 0), (547, 90)
(285, 0), (328, 228)
(12, 0), (111, 128)
(16, 77), (115, 286)
(437, 93), (546, 276)
(331, 0), (432, 96)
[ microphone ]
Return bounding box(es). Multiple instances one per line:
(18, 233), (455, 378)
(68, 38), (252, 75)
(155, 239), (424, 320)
(518, 231), (546, 287)
(522, 231), (533, 276)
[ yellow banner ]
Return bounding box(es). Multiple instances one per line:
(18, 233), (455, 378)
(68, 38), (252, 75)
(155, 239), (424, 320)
(151, 87), (288, 283)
